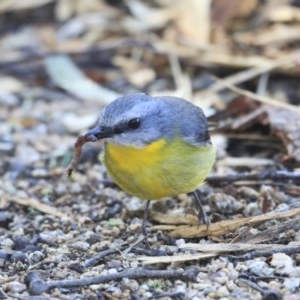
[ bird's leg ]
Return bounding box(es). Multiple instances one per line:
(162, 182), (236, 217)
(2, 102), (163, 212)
(142, 200), (151, 237)
(193, 190), (210, 229)
(124, 200), (150, 254)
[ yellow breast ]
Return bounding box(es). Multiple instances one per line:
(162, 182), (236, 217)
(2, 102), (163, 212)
(102, 139), (215, 200)
(104, 139), (166, 174)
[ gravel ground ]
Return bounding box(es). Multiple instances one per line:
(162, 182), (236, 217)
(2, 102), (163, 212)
(1, 93), (300, 299)
(1, 1), (300, 299)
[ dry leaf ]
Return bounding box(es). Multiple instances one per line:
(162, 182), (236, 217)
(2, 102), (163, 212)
(235, 24), (300, 47)
(0, 76), (25, 93)
(267, 5), (300, 22)
(127, 68), (156, 88)
(55, 0), (75, 21)
(124, 0), (174, 33)
(220, 103), (300, 162)
(174, 0), (211, 43)
(266, 106), (300, 162)
(44, 55), (121, 104)
(212, 0), (258, 28)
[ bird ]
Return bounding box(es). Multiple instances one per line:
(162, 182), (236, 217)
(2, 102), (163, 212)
(70, 93), (216, 236)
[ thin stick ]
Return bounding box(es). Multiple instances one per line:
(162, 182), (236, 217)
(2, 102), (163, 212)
(198, 50), (300, 96)
(193, 191), (210, 229)
(211, 76), (300, 113)
(82, 247), (125, 269)
(229, 244), (300, 261)
(26, 267), (199, 295)
(142, 200), (151, 237)
(206, 170), (300, 185)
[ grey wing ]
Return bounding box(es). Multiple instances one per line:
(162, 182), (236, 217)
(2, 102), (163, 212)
(155, 95), (211, 146)
(181, 104), (211, 146)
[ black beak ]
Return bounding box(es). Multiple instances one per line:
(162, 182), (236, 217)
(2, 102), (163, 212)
(84, 126), (114, 142)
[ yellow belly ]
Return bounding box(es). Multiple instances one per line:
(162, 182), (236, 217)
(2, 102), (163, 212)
(102, 139), (215, 200)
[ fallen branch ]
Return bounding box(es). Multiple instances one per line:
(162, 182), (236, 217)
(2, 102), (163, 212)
(152, 206), (300, 238)
(194, 49), (300, 100)
(25, 267), (199, 295)
(211, 76), (300, 113)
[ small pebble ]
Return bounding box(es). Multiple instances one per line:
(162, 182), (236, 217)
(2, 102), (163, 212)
(216, 285), (230, 297)
(271, 253), (295, 276)
(39, 230), (62, 244)
(176, 239), (186, 248)
(127, 68), (155, 88)
(70, 182), (83, 193)
(5, 281), (26, 293)
(106, 285), (122, 297)
(69, 241), (90, 251)
(213, 272), (228, 285)
(247, 260), (274, 276)
(174, 283), (187, 294)
(90, 284), (102, 291)
(77, 203), (90, 213)
(226, 280), (237, 292)
(243, 202), (261, 216)
(122, 278), (139, 292)
(0, 238), (14, 248)
(0, 92), (19, 106)
(123, 196), (145, 213)
(107, 259), (122, 269)
(237, 186), (259, 203)
(52, 269), (69, 279)
(28, 251), (45, 264)
(283, 294), (300, 300)
(83, 270), (104, 278)
(55, 183), (67, 195)
(283, 278), (300, 291)
(0, 141), (14, 152)
(209, 193), (244, 214)
(31, 168), (48, 178)
(108, 268), (118, 275)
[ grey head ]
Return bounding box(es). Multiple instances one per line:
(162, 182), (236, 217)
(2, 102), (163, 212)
(85, 93), (210, 147)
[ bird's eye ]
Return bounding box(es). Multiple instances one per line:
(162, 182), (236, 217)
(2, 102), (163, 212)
(128, 118), (141, 129)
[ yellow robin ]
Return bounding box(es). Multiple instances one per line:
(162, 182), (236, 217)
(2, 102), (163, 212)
(69, 93), (216, 235)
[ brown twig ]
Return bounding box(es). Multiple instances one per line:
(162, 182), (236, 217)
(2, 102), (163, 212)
(211, 75), (300, 113)
(154, 206), (300, 238)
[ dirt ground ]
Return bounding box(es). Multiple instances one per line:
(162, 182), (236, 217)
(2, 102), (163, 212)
(1, 1), (300, 299)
